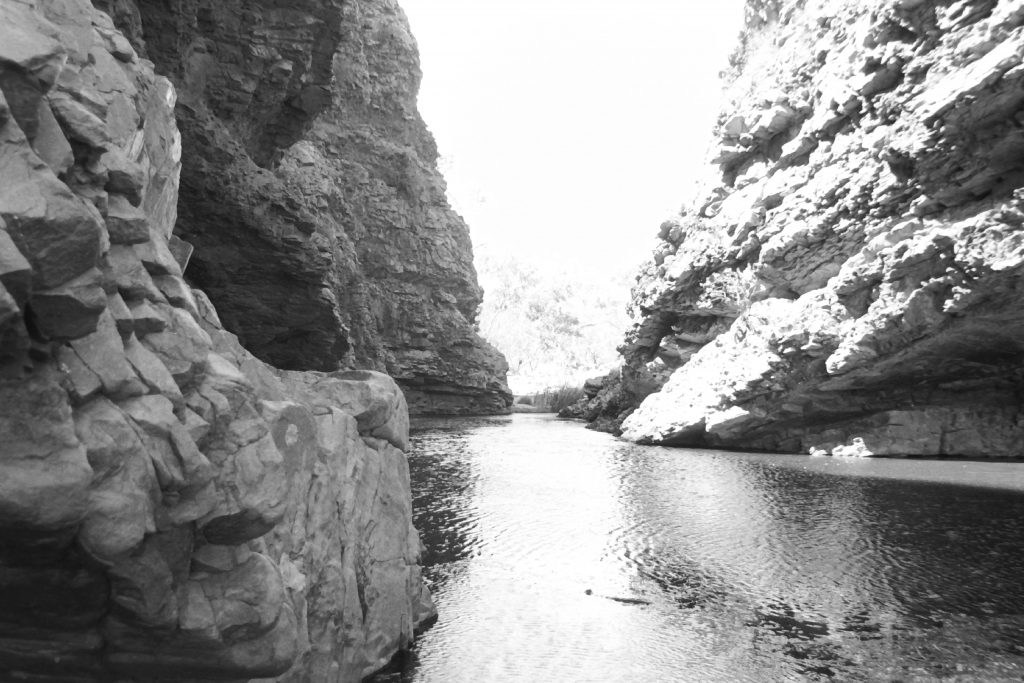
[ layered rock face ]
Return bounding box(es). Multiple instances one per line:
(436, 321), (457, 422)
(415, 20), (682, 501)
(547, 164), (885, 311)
(97, 0), (511, 416)
(0, 2), (433, 681)
(610, 0), (1024, 456)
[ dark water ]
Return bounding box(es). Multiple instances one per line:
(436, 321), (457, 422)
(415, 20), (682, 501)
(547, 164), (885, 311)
(376, 414), (1024, 682)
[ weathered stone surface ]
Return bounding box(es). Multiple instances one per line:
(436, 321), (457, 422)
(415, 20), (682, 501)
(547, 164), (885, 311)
(104, 245), (165, 303)
(280, 369), (411, 450)
(0, 363), (92, 532)
(47, 90), (110, 149)
(0, 1), (434, 681)
(68, 308), (146, 399)
(140, 304), (211, 390)
(116, 0), (511, 415)
(104, 193), (149, 245)
(73, 395), (158, 561)
(99, 148), (144, 204)
(127, 298), (165, 336)
(30, 267), (107, 340)
(0, 95), (107, 291)
(0, 227), (33, 307)
(31, 99), (74, 175)
(256, 382), (434, 682)
(599, 0), (1024, 458)
(0, 3), (65, 139)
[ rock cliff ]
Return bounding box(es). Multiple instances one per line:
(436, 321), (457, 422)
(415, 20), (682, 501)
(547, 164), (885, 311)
(604, 0), (1024, 457)
(98, 0), (511, 416)
(0, 1), (437, 681)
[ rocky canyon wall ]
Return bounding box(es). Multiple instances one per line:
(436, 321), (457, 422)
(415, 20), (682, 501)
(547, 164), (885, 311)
(596, 0), (1024, 457)
(0, 1), (437, 681)
(98, 0), (511, 416)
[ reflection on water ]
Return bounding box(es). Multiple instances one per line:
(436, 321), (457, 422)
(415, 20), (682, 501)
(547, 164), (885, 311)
(373, 414), (1024, 682)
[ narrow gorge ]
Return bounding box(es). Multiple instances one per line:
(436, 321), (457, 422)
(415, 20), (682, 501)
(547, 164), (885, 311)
(4, 0), (1024, 680)
(0, 0), (508, 680)
(579, 0), (1024, 458)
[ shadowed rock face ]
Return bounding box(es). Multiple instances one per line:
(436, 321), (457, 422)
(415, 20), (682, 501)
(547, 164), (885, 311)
(602, 0), (1024, 456)
(0, 1), (433, 680)
(97, 0), (512, 415)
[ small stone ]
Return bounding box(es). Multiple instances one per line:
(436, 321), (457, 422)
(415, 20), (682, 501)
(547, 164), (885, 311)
(192, 288), (223, 328)
(47, 90), (110, 149)
(141, 305), (212, 390)
(0, 121), (106, 289)
(31, 99), (74, 175)
(191, 544), (239, 574)
(0, 5), (65, 137)
(68, 308), (147, 399)
(153, 274), (200, 316)
(104, 245), (166, 303)
(107, 292), (134, 337)
(129, 298), (167, 336)
(179, 581), (217, 640)
(74, 185), (109, 216)
(199, 428), (288, 545)
(0, 226), (33, 306)
(168, 235), (194, 272)
(105, 194), (150, 245)
(105, 92), (140, 147)
(284, 370), (409, 450)
(121, 394), (212, 486)
(56, 344), (102, 403)
(30, 267), (107, 340)
(93, 26), (138, 63)
(124, 334), (183, 408)
(134, 237), (182, 277)
(182, 407), (212, 444)
(722, 114), (747, 137)
(101, 149), (145, 205)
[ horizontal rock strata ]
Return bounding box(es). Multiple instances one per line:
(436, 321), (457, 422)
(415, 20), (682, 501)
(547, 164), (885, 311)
(608, 0), (1024, 457)
(0, 2), (433, 681)
(98, 0), (511, 416)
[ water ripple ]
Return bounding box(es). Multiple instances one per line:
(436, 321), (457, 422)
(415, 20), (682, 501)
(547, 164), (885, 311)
(372, 414), (1024, 683)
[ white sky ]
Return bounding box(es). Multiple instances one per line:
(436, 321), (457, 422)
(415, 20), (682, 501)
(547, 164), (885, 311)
(401, 0), (746, 273)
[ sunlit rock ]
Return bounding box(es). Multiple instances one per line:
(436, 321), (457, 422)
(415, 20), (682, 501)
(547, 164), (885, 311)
(603, 0), (1024, 457)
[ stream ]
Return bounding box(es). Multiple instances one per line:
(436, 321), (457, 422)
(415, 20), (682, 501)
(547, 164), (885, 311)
(373, 414), (1024, 682)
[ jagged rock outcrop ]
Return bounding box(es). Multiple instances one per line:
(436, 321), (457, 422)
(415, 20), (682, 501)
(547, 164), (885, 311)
(558, 367), (667, 432)
(607, 0), (1024, 456)
(0, 2), (433, 681)
(96, 0), (511, 416)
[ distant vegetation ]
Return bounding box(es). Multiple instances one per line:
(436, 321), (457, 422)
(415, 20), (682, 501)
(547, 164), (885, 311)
(475, 250), (633, 394)
(515, 385), (586, 413)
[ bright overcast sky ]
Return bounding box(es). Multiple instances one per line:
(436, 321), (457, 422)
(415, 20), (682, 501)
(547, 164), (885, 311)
(401, 0), (745, 273)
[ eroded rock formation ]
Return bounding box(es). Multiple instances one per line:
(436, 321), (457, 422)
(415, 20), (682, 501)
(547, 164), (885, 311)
(97, 0), (511, 416)
(604, 0), (1024, 456)
(0, 1), (434, 680)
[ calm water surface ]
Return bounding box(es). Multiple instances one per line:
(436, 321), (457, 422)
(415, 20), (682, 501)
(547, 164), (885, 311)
(375, 414), (1024, 682)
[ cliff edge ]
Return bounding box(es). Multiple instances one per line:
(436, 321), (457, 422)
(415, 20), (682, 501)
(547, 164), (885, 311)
(606, 0), (1024, 457)
(0, 1), (437, 680)
(99, 0), (511, 416)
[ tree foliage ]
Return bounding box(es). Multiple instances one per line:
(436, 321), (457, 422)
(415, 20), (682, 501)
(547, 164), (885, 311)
(475, 250), (631, 393)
